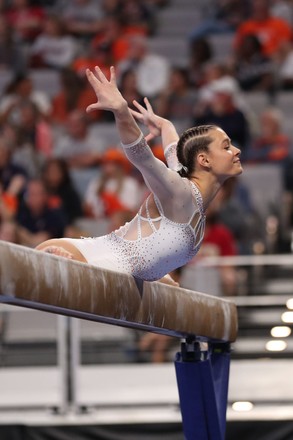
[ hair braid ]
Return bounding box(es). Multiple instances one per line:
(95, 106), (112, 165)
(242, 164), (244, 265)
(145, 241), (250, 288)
(176, 125), (219, 177)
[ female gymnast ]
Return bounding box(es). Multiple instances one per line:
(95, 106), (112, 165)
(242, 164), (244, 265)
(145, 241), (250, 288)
(36, 66), (242, 283)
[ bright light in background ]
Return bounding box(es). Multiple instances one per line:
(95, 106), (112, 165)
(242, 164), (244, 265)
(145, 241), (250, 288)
(286, 298), (293, 310)
(232, 401), (254, 412)
(282, 311), (293, 323)
(270, 326), (291, 338)
(265, 340), (287, 352)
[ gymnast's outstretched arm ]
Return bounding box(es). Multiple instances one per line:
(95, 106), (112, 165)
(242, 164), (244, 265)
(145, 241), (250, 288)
(85, 66), (187, 203)
(130, 98), (181, 171)
(86, 67), (179, 151)
(130, 98), (179, 146)
(86, 66), (141, 146)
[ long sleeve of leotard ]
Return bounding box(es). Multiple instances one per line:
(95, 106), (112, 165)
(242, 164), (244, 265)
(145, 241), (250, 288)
(164, 141), (181, 171)
(122, 133), (188, 203)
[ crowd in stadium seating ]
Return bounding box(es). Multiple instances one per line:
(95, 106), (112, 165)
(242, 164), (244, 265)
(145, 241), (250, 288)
(0, 0), (293, 272)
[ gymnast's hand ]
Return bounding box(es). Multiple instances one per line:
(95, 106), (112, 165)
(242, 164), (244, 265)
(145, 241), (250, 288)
(130, 98), (168, 142)
(86, 66), (127, 115)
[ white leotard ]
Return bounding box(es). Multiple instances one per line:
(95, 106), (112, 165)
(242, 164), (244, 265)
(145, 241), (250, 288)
(64, 135), (206, 281)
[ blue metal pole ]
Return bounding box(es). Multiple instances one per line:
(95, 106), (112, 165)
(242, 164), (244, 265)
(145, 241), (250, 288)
(174, 340), (231, 440)
(209, 343), (231, 438)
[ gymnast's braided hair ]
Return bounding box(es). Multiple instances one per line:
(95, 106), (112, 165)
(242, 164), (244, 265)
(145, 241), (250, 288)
(176, 125), (219, 178)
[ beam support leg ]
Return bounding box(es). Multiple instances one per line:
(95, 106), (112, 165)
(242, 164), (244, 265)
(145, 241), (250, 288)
(174, 339), (231, 440)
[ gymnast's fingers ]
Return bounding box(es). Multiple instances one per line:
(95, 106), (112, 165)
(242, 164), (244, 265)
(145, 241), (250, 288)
(129, 108), (143, 120)
(86, 103), (100, 113)
(144, 97), (154, 114)
(133, 99), (147, 114)
(94, 65), (109, 83)
(86, 68), (100, 88)
(109, 65), (117, 85)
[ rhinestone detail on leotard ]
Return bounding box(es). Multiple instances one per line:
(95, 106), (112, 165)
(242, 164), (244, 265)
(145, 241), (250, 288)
(102, 184), (205, 281)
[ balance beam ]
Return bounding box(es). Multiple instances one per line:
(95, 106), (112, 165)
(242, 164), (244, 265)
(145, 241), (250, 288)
(0, 241), (237, 342)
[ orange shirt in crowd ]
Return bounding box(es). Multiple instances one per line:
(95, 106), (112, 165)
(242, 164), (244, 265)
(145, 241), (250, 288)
(1, 193), (18, 216)
(234, 17), (292, 56)
(253, 134), (290, 162)
(91, 34), (131, 64)
(51, 85), (102, 124)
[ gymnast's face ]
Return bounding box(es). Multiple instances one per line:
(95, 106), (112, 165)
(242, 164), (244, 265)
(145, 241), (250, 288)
(200, 128), (242, 181)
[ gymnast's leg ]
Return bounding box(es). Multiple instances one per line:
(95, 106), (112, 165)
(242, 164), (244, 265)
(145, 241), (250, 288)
(36, 239), (88, 263)
(36, 240), (179, 286)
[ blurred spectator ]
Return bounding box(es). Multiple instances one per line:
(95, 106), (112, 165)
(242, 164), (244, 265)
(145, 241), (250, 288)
(101, 0), (120, 16)
(101, 0), (167, 17)
(194, 80), (250, 151)
(276, 41), (293, 89)
(71, 22), (119, 122)
(213, 177), (260, 254)
(42, 158), (83, 227)
(90, 16), (130, 65)
(0, 135), (27, 220)
(56, 0), (104, 41)
(137, 332), (177, 363)
(118, 0), (156, 36)
(155, 66), (195, 123)
(0, 219), (19, 243)
(137, 266), (182, 363)
(72, 29), (112, 76)
(194, 206), (238, 296)
(0, 134), (27, 192)
(53, 110), (106, 168)
(16, 178), (67, 247)
(11, 100), (54, 178)
(0, 73), (52, 123)
(14, 100), (53, 157)
(5, 0), (46, 44)
(188, 37), (213, 88)
(29, 14), (78, 69)
(119, 68), (144, 108)
(51, 68), (101, 125)
(232, 34), (275, 92)
(196, 61), (246, 110)
(108, 208), (135, 232)
(270, 0), (293, 26)
(234, 0), (292, 58)
(0, 1), (9, 13)
(84, 148), (142, 219)
(117, 35), (171, 99)
(189, 0), (250, 41)
(0, 177), (25, 221)
(246, 107), (290, 163)
(0, 14), (26, 72)
(202, 208), (238, 256)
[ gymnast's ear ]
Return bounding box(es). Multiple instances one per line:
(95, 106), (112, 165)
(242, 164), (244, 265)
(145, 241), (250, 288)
(197, 152), (211, 169)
